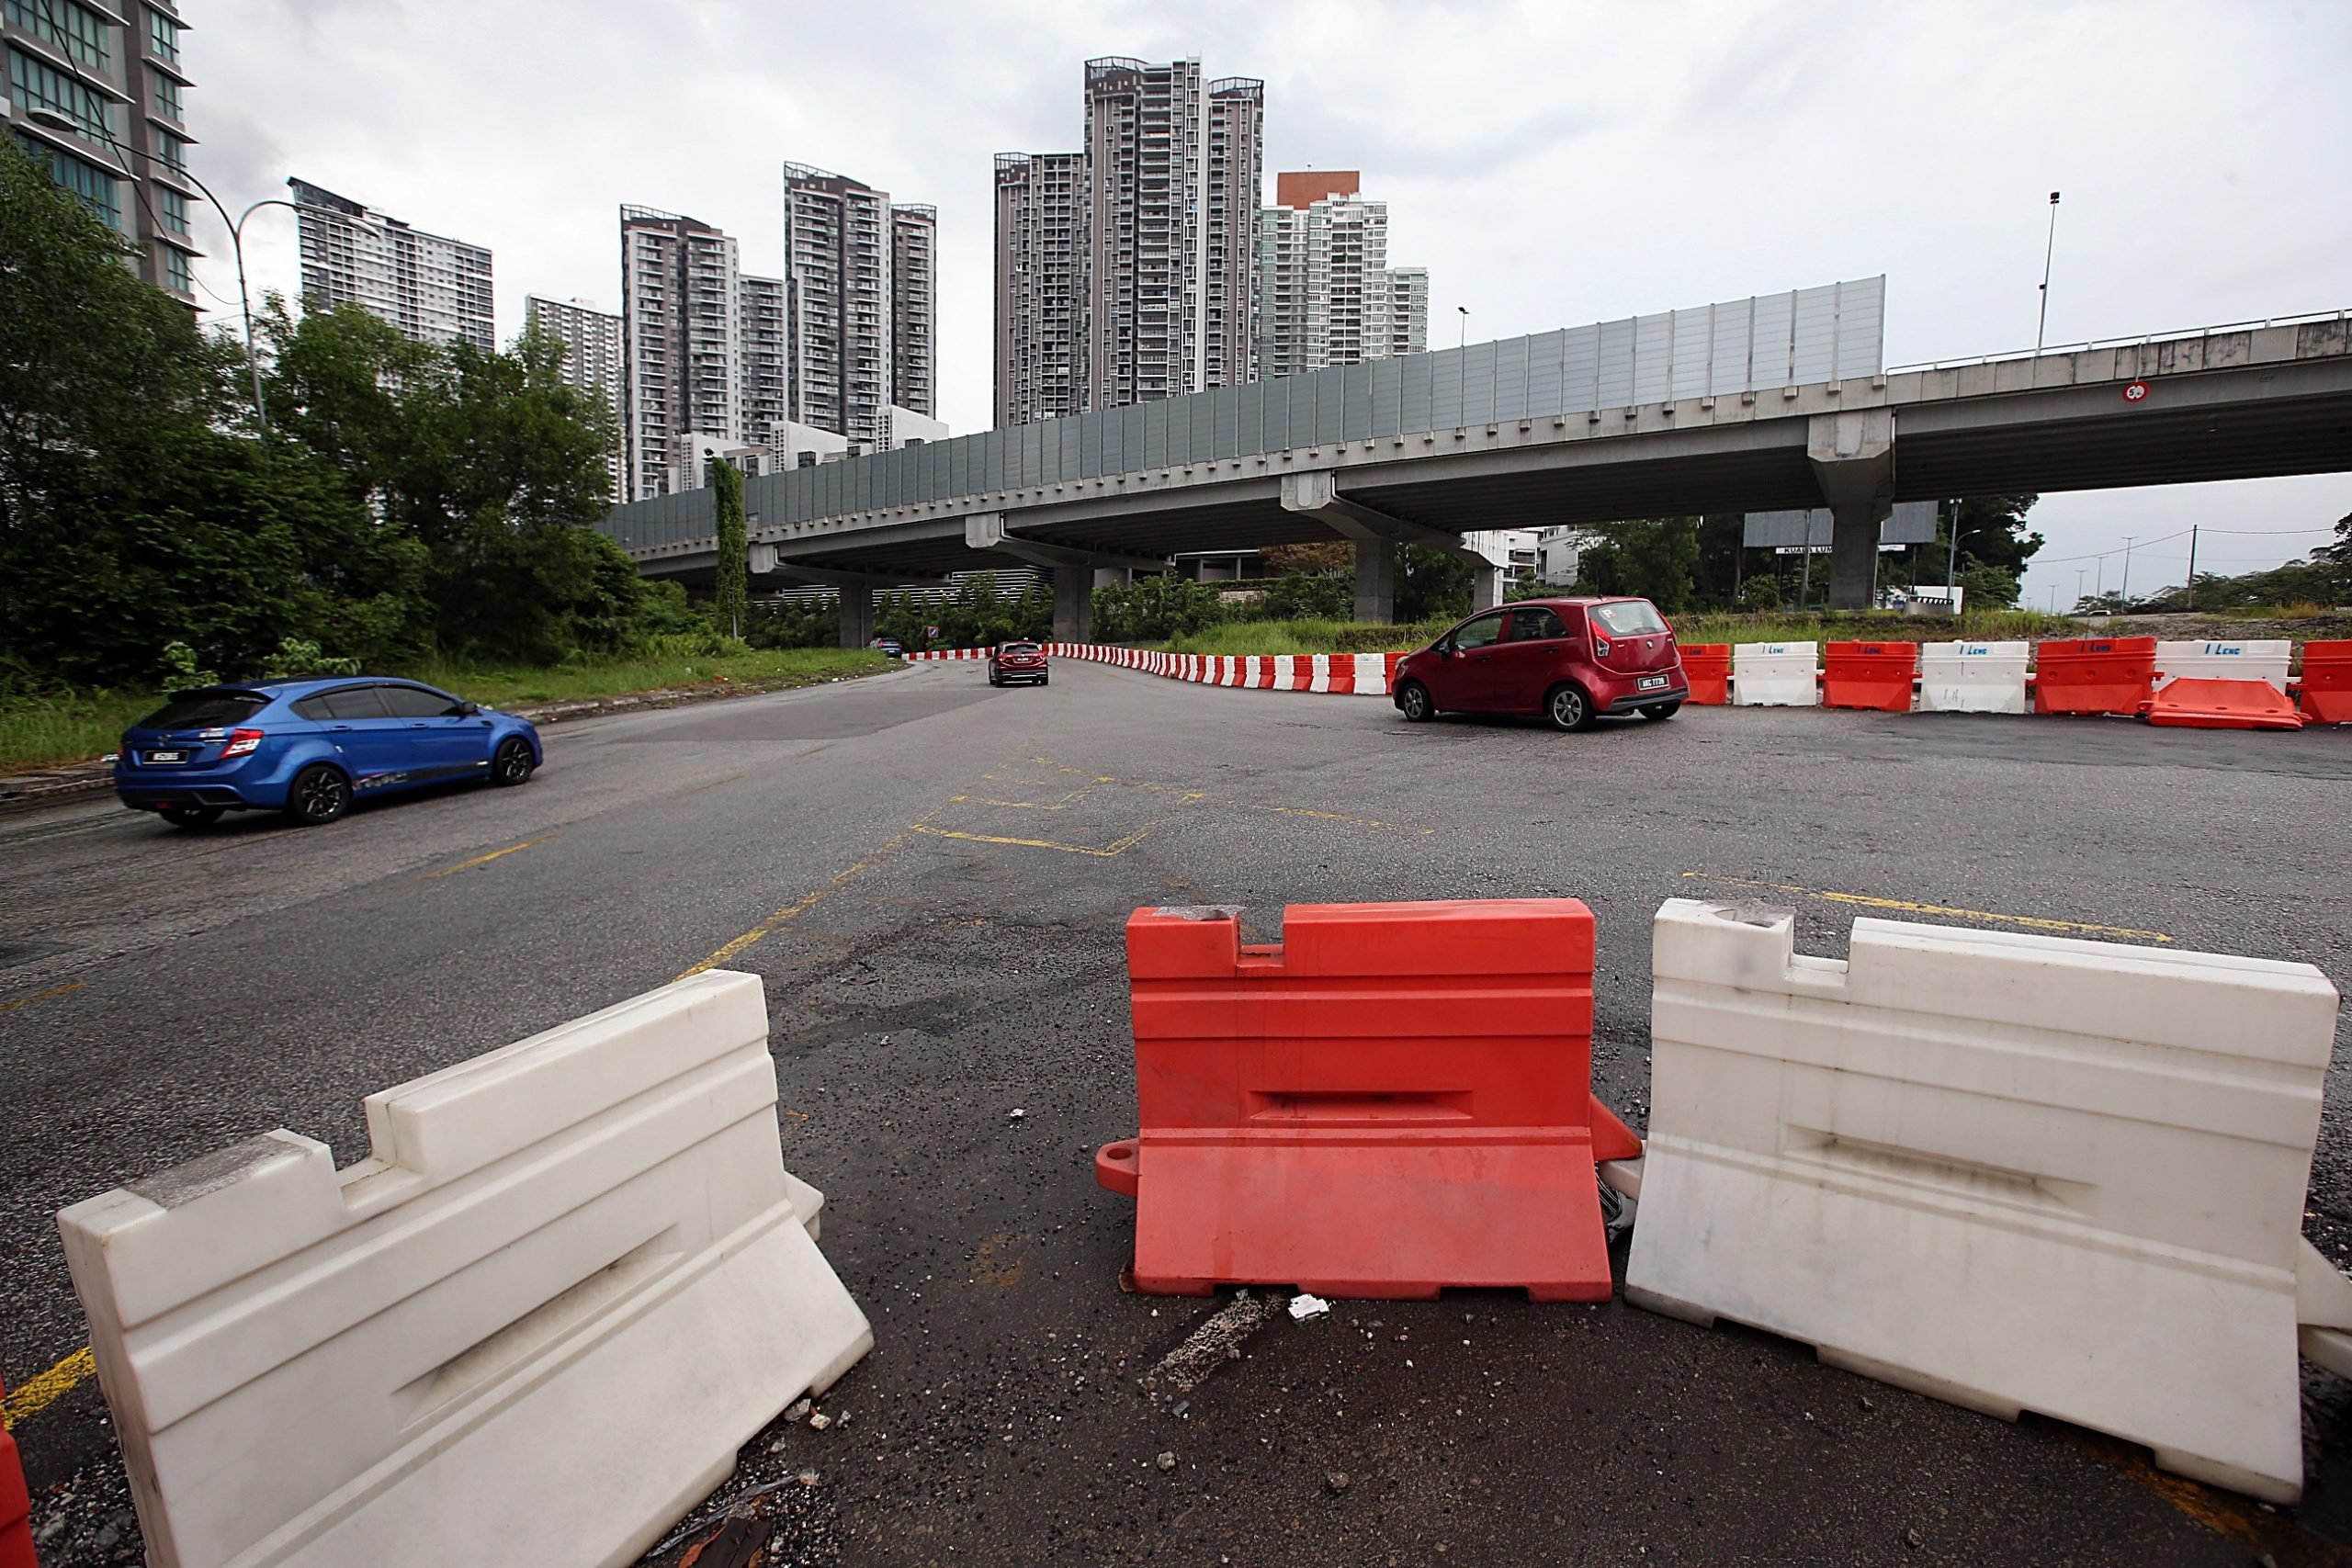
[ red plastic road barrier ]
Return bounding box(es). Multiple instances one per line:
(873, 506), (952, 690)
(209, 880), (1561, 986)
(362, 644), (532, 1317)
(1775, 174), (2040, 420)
(1096, 900), (1640, 1302)
(1680, 645), (1731, 705)
(2034, 637), (2157, 716)
(2301, 641), (2352, 725)
(1821, 642), (1917, 711)
(2145, 677), (2305, 731)
(2, 1378), (34, 1568)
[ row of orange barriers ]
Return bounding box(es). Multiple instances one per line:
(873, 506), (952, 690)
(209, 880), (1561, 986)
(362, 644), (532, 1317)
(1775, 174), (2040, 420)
(1678, 638), (2352, 726)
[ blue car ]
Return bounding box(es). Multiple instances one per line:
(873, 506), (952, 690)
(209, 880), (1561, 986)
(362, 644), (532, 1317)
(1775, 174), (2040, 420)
(114, 678), (543, 828)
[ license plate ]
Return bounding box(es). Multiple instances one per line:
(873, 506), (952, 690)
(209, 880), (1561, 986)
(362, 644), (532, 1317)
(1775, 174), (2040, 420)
(146, 750), (188, 763)
(1637, 675), (1668, 691)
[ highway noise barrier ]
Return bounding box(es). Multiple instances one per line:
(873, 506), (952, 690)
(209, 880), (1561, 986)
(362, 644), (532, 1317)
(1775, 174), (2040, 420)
(2301, 640), (2352, 724)
(1679, 645), (1731, 705)
(1096, 900), (1641, 1302)
(1821, 642), (1917, 712)
(1917, 641), (2030, 714)
(1625, 898), (2345, 1503)
(57, 971), (873, 1568)
(1, 1378), (31, 1568)
(1730, 642), (1819, 706)
(2032, 636), (2155, 716)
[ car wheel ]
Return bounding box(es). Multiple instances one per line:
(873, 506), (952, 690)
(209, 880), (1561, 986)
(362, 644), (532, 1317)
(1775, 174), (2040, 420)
(1639, 701), (1682, 721)
(160, 806), (223, 829)
(1544, 682), (1596, 733)
(1397, 680), (1436, 723)
(491, 736), (537, 786)
(1040, 673), (1049, 686)
(283, 764), (351, 826)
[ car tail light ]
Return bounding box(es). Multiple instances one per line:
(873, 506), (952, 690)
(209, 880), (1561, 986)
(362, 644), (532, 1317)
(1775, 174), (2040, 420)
(1592, 636), (1611, 660)
(221, 728), (265, 758)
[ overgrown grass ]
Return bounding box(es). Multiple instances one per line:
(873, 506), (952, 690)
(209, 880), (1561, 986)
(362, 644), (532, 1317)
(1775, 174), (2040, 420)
(1162, 618), (1453, 657)
(0, 647), (891, 773)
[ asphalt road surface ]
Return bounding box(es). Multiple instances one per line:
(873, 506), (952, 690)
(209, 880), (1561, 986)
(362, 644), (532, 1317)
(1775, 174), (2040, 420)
(5, 659), (2350, 1566)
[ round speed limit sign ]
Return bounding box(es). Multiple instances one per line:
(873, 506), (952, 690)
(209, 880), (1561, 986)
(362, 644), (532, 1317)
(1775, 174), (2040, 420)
(2122, 380), (2151, 402)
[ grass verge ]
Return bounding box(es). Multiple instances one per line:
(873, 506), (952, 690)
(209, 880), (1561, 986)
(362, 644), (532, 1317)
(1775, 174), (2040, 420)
(0, 647), (891, 774)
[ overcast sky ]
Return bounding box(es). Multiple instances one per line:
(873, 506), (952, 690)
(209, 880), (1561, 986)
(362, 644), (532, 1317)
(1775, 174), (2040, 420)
(181, 0), (2349, 607)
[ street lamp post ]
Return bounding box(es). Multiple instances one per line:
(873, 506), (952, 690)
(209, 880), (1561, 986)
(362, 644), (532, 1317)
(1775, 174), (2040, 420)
(2035, 190), (2062, 354)
(26, 110), (289, 432)
(1456, 305), (1468, 351)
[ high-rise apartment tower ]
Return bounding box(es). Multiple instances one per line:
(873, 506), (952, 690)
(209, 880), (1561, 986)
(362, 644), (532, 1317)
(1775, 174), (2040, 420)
(6, 0), (200, 303)
(993, 57), (1264, 423)
(1256, 172), (1429, 378)
(525, 295), (626, 502)
(288, 178), (494, 353)
(780, 164), (933, 450)
(619, 205), (744, 502)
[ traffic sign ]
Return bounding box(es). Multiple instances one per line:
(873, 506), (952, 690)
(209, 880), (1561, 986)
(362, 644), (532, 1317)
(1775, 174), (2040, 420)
(2122, 380), (2151, 403)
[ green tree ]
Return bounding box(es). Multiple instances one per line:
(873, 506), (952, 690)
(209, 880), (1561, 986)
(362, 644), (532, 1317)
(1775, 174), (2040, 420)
(1396, 545), (1475, 622)
(1579, 518), (1701, 612)
(0, 141), (429, 684)
(708, 457), (749, 639)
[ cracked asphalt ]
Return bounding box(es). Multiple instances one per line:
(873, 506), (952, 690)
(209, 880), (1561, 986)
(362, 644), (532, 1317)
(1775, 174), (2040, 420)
(3, 658), (2348, 1566)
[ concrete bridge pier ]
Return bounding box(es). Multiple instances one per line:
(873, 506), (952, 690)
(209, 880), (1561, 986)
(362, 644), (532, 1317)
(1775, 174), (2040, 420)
(839, 583), (875, 649)
(1054, 566), (1091, 642)
(1353, 539), (1396, 624)
(1808, 410), (1895, 610)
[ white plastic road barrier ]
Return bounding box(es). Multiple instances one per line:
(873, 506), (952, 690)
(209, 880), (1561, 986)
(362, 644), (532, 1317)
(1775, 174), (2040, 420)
(1731, 642), (1820, 706)
(1918, 640), (2030, 714)
(58, 971), (873, 1568)
(1625, 898), (2342, 1503)
(2154, 638), (2293, 694)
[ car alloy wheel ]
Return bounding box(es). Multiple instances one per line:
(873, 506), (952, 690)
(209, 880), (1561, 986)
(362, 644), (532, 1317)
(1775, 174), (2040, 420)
(492, 737), (536, 786)
(1398, 681), (1434, 722)
(1545, 683), (1594, 733)
(285, 764), (350, 826)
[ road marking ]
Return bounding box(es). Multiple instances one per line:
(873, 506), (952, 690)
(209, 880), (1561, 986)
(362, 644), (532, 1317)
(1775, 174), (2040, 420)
(675, 814), (934, 980)
(1026, 754), (1429, 835)
(3, 1345), (94, 1430)
(429, 833), (557, 879)
(911, 823), (1153, 858)
(0, 981), (83, 1015)
(1680, 874), (2173, 942)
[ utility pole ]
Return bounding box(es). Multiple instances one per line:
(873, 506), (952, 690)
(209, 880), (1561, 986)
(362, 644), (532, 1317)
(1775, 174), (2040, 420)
(2184, 525), (2199, 611)
(2036, 191), (2062, 354)
(2120, 535), (2134, 607)
(1946, 499), (1962, 588)
(2075, 568), (2086, 610)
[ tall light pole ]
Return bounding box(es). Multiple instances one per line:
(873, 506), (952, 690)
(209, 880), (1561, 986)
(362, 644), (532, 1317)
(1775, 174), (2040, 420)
(27, 110), (290, 432)
(2035, 190), (2062, 354)
(2075, 568), (2086, 609)
(2120, 535), (2134, 607)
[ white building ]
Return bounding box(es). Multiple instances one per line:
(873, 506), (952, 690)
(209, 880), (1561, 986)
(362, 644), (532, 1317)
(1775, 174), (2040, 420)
(524, 296), (625, 502)
(781, 164), (935, 450)
(993, 58), (1263, 423)
(288, 178), (494, 352)
(1256, 172), (1429, 378)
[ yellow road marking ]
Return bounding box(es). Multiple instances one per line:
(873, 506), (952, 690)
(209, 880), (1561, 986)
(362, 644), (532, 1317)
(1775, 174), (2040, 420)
(1681, 873), (2173, 942)
(3, 1345), (94, 1430)
(911, 823), (1154, 858)
(429, 834), (557, 879)
(0, 981), (83, 1016)
(675, 814), (935, 979)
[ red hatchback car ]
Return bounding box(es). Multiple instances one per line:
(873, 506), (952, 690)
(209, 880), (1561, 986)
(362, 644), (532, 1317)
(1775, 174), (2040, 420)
(989, 640), (1049, 687)
(1392, 597), (1688, 730)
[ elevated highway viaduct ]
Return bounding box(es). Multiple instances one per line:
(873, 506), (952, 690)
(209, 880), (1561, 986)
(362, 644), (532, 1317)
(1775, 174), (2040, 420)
(601, 307), (2351, 641)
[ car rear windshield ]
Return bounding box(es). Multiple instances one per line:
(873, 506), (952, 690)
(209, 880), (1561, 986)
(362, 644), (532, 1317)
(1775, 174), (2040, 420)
(135, 691), (267, 730)
(1592, 601), (1669, 637)
(1001, 643), (1039, 653)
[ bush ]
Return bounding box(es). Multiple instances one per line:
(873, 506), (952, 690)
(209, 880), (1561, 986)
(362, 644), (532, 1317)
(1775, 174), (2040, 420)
(1250, 572), (1351, 622)
(1091, 574), (1228, 642)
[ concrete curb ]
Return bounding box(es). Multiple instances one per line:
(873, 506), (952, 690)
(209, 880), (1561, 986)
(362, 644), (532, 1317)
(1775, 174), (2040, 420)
(0, 665), (896, 818)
